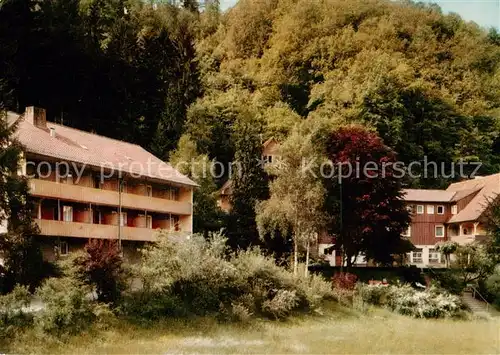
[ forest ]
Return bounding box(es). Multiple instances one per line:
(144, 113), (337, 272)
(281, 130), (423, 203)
(1, 0), (500, 241)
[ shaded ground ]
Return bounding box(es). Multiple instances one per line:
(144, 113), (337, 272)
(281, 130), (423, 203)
(6, 304), (500, 354)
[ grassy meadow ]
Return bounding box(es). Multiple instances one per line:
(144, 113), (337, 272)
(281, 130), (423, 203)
(6, 303), (499, 354)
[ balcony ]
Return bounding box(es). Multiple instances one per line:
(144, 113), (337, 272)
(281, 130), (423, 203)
(29, 179), (191, 215)
(449, 234), (488, 245)
(35, 219), (158, 242)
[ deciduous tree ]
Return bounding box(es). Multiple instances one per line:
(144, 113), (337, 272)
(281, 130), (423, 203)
(256, 126), (327, 275)
(323, 125), (411, 267)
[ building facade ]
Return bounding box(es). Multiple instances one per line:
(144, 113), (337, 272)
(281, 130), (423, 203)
(403, 173), (499, 267)
(10, 107), (196, 261)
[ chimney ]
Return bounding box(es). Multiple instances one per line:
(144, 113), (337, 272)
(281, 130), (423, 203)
(49, 127), (56, 138)
(25, 106), (47, 129)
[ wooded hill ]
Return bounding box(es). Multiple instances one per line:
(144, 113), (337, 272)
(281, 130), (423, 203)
(1, 0), (500, 236)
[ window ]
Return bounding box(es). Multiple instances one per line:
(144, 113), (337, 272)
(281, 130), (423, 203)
(63, 206), (73, 222)
(62, 174), (73, 185)
(412, 249), (423, 263)
(427, 205), (435, 214)
(170, 215), (180, 231)
(416, 205), (424, 214)
(119, 212), (127, 226)
(437, 205), (445, 214)
(146, 185), (152, 197)
(451, 205), (458, 215)
(59, 241), (69, 256)
(94, 176), (102, 189)
(146, 215), (152, 229)
(429, 248), (440, 263)
(435, 225), (445, 237)
(402, 225), (411, 237)
(167, 187), (179, 200)
(261, 155), (273, 164)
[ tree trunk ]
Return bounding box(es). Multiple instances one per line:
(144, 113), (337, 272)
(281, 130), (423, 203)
(305, 238), (310, 278)
(293, 237), (298, 276)
(346, 253), (353, 268)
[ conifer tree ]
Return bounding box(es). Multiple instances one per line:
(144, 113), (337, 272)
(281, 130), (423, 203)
(0, 110), (44, 292)
(226, 112), (268, 249)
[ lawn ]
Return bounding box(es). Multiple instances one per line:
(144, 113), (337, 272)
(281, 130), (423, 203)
(6, 304), (500, 354)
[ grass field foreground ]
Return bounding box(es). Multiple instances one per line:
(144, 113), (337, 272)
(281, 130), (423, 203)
(6, 304), (500, 354)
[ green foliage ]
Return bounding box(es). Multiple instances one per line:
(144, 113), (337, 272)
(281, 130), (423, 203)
(484, 266), (500, 308)
(261, 289), (299, 319)
(197, 0), (500, 188)
(357, 283), (464, 318)
(0, 0), (200, 159)
(435, 241), (458, 268)
(451, 244), (496, 285)
(130, 231), (332, 321)
(34, 272), (113, 337)
(256, 123), (327, 274)
(169, 135), (224, 235)
(0, 111), (45, 293)
(227, 113), (269, 249)
(430, 270), (464, 295)
(0, 285), (33, 339)
(483, 196), (500, 258)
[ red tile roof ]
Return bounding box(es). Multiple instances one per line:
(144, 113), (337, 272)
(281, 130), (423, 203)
(10, 112), (197, 187)
(446, 174), (500, 223)
(402, 189), (456, 202)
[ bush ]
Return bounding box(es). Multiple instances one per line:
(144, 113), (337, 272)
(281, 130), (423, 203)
(430, 270), (464, 295)
(261, 289), (299, 319)
(357, 283), (463, 318)
(0, 285), (33, 338)
(356, 283), (389, 306)
(332, 272), (358, 290)
(75, 239), (127, 305)
(130, 232), (332, 321)
(35, 275), (113, 336)
(387, 285), (463, 318)
(484, 267), (500, 308)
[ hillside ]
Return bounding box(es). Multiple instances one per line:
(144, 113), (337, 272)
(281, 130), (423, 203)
(185, 0), (500, 187)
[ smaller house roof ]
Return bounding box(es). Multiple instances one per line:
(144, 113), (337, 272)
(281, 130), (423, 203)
(447, 174), (500, 223)
(402, 189), (456, 202)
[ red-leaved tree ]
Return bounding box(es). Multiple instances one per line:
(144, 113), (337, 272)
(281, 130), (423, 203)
(76, 239), (125, 304)
(324, 126), (411, 266)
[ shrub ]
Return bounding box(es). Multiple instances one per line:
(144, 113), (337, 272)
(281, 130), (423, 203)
(387, 285), (462, 318)
(332, 272), (358, 290)
(130, 231), (332, 321)
(75, 239), (127, 305)
(356, 283), (390, 306)
(0, 285), (33, 338)
(357, 283), (463, 318)
(35, 275), (113, 336)
(228, 301), (253, 323)
(431, 270), (464, 295)
(485, 267), (500, 308)
(261, 289), (299, 319)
